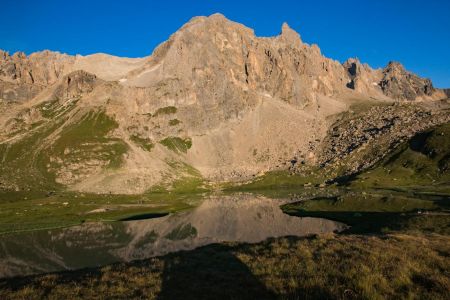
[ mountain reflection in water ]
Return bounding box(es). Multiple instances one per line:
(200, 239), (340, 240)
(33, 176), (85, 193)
(0, 194), (346, 278)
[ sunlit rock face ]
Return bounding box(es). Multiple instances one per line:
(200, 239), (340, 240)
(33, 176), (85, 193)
(0, 14), (447, 193)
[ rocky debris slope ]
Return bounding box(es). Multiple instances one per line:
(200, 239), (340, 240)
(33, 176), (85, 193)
(315, 103), (450, 178)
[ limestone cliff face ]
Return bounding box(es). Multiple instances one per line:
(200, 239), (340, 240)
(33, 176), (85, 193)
(0, 50), (145, 102)
(124, 14), (350, 109)
(0, 50), (72, 102)
(0, 14), (448, 194)
(342, 58), (384, 97)
(0, 50), (72, 86)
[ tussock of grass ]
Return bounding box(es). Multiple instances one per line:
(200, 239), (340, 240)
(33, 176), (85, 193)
(224, 170), (326, 194)
(168, 119), (181, 126)
(130, 135), (154, 151)
(159, 137), (192, 154)
(153, 106), (177, 117)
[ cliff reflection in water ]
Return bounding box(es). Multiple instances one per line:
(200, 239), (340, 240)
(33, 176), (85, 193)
(0, 194), (346, 278)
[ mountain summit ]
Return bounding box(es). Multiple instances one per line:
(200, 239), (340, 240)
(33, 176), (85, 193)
(0, 14), (448, 194)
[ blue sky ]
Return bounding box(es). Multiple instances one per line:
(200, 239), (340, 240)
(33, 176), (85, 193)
(2, 0), (450, 87)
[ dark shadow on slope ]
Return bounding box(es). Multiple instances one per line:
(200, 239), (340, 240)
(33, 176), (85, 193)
(119, 212), (169, 221)
(409, 130), (433, 154)
(283, 209), (450, 235)
(157, 243), (276, 300)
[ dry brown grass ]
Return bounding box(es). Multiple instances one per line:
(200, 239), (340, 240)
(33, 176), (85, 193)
(1, 233), (448, 299)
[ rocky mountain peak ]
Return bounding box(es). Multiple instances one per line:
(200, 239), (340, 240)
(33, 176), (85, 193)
(11, 51), (26, 60)
(383, 61), (407, 76)
(380, 61), (435, 100)
(280, 22), (302, 46)
(342, 58), (445, 101)
(124, 13), (352, 109)
(343, 58), (361, 77)
(342, 58), (383, 95)
(0, 50), (9, 60)
(386, 60), (405, 69)
(207, 12), (229, 21)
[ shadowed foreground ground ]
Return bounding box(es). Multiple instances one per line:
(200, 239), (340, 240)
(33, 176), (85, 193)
(1, 233), (449, 299)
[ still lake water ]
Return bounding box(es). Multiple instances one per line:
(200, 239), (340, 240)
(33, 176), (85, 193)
(0, 194), (346, 278)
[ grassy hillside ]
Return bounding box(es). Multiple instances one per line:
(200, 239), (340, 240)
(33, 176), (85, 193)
(351, 123), (450, 188)
(0, 99), (128, 191)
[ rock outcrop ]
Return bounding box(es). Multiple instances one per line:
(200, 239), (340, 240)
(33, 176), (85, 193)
(342, 58), (384, 98)
(54, 70), (99, 99)
(343, 59), (446, 101)
(379, 61), (437, 101)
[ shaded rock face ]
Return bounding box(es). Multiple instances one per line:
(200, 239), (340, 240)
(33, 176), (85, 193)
(379, 61), (435, 100)
(444, 89), (450, 98)
(0, 79), (43, 102)
(54, 70), (98, 99)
